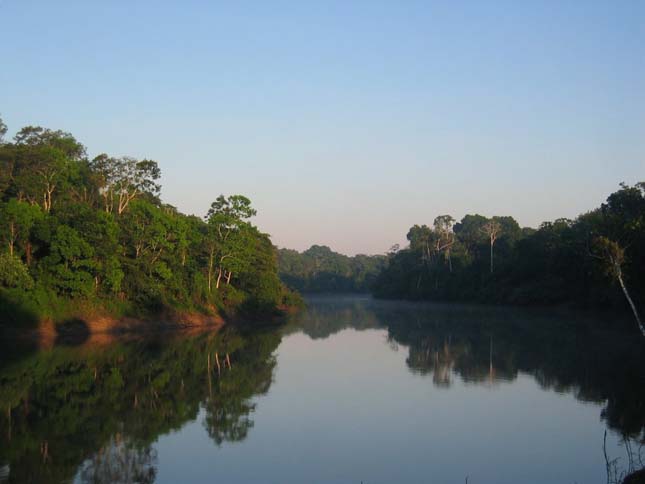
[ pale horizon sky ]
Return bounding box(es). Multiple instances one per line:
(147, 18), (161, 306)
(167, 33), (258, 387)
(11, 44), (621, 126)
(1, 1), (643, 255)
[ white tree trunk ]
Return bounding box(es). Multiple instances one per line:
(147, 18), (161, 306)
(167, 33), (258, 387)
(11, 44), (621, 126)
(216, 267), (223, 289)
(207, 251), (214, 293)
(618, 272), (645, 336)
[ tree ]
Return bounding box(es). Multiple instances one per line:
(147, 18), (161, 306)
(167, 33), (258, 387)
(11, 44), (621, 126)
(90, 155), (161, 214)
(454, 214), (488, 263)
(41, 225), (96, 297)
(0, 253), (34, 289)
(206, 194), (257, 221)
(57, 203), (124, 294)
(0, 115), (7, 143)
(12, 127), (86, 212)
(592, 236), (644, 336)
(0, 120), (293, 322)
(480, 218), (502, 273)
(0, 199), (43, 258)
(89, 153), (120, 213)
(204, 195), (257, 292)
(433, 215), (456, 272)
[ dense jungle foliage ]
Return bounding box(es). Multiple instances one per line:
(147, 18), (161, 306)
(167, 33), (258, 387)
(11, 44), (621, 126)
(277, 245), (386, 293)
(372, 183), (645, 330)
(0, 117), (298, 325)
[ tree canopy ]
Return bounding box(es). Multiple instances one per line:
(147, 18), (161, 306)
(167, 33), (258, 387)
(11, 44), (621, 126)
(0, 117), (296, 324)
(278, 245), (386, 293)
(372, 182), (645, 329)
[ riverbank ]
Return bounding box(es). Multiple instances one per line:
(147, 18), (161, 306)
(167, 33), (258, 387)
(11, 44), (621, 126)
(0, 306), (224, 348)
(0, 286), (303, 349)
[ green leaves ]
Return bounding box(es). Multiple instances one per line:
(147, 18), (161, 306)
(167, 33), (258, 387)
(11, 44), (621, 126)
(206, 194), (256, 223)
(0, 199), (43, 256)
(43, 225), (96, 297)
(0, 253), (34, 289)
(0, 122), (289, 318)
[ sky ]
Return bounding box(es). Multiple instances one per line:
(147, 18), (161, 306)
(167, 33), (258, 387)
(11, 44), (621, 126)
(1, 1), (643, 255)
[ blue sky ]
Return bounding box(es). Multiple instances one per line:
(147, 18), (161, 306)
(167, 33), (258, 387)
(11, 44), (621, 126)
(1, 1), (643, 254)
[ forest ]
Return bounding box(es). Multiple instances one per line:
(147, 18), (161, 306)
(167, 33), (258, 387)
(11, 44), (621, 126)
(372, 183), (645, 333)
(0, 117), (299, 327)
(1, 113), (642, 335)
(277, 245), (386, 293)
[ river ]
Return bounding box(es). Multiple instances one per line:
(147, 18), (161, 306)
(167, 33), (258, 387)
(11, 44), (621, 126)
(0, 295), (643, 483)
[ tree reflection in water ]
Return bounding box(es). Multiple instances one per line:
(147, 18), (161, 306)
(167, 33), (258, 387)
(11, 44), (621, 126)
(0, 297), (644, 483)
(290, 297), (645, 442)
(0, 326), (281, 483)
(78, 433), (157, 484)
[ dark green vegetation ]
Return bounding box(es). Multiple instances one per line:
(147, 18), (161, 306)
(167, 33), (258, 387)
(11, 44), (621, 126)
(278, 245), (386, 293)
(373, 184), (645, 333)
(0, 117), (299, 326)
(0, 327), (280, 483)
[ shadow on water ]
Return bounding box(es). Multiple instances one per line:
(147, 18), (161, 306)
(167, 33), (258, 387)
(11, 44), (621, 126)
(0, 291), (40, 330)
(0, 293), (41, 371)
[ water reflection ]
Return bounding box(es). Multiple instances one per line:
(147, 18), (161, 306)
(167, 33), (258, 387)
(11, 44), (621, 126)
(78, 434), (157, 484)
(289, 296), (645, 441)
(0, 297), (643, 483)
(0, 327), (280, 483)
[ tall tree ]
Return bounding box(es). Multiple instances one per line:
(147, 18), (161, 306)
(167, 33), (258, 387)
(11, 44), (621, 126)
(90, 155), (161, 214)
(480, 218), (502, 274)
(204, 195), (257, 292)
(592, 236), (644, 336)
(433, 215), (456, 272)
(12, 127), (86, 211)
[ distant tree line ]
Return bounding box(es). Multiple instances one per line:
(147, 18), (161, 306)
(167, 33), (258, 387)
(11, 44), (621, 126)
(0, 116), (298, 324)
(372, 183), (645, 333)
(278, 245), (386, 293)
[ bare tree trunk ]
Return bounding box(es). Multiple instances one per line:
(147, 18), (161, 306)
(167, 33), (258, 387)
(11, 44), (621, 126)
(44, 184), (55, 212)
(8, 222), (16, 256)
(26, 242), (32, 266)
(215, 352), (221, 376)
(216, 267), (223, 289)
(617, 272), (645, 336)
(207, 250), (214, 293)
(226, 271), (232, 285)
(490, 241), (494, 273)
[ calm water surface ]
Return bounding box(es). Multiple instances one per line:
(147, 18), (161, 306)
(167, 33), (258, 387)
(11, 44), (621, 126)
(0, 296), (643, 483)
